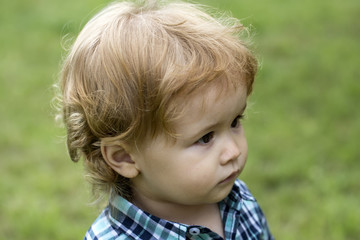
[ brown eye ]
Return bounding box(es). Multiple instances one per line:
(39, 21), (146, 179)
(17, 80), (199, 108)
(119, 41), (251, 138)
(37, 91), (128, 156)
(197, 132), (214, 144)
(231, 115), (244, 128)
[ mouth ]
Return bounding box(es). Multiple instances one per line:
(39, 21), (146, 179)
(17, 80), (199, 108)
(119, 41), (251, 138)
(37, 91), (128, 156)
(219, 170), (240, 184)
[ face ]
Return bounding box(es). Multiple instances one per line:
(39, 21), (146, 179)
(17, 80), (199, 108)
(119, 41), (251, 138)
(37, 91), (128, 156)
(130, 86), (248, 207)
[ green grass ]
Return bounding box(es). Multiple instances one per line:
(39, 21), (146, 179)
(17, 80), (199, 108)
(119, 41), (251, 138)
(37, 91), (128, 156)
(1, 0), (359, 239)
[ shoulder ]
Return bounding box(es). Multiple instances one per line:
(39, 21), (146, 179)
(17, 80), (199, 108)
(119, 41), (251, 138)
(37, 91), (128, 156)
(230, 179), (275, 240)
(84, 207), (131, 240)
(232, 179), (264, 215)
(232, 179), (256, 201)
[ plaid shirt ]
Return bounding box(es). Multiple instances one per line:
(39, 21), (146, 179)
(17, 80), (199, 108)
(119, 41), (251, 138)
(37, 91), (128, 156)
(85, 179), (273, 240)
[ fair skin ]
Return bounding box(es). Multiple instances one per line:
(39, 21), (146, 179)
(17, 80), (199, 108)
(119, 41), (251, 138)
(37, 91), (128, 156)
(102, 85), (248, 238)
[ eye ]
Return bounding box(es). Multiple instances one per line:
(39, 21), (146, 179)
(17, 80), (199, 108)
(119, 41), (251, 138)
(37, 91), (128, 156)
(196, 131), (214, 145)
(231, 115), (244, 128)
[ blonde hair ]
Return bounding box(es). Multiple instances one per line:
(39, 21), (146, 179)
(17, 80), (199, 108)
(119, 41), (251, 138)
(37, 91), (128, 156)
(58, 0), (257, 200)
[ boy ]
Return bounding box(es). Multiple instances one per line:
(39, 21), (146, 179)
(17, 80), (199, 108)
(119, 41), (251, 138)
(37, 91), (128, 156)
(58, 0), (273, 239)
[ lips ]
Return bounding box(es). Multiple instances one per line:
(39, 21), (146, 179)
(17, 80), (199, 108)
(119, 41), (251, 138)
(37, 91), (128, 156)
(220, 170), (240, 184)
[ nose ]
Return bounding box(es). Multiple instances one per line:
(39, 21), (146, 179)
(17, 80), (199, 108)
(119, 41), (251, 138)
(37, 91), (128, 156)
(219, 135), (241, 165)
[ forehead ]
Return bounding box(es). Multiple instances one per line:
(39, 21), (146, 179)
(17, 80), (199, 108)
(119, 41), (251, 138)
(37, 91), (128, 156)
(173, 85), (247, 137)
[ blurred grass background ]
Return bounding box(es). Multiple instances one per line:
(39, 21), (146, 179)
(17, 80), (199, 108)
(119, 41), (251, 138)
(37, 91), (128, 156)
(0, 0), (359, 239)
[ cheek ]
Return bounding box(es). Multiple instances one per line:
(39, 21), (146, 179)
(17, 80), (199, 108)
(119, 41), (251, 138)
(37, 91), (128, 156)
(142, 149), (218, 189)
(242, 139), (248, 157)
(178, 163), (217, 188)
(238, 138), (248, 169)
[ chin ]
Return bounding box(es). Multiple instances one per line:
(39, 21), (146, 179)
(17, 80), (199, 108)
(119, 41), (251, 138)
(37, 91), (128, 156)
(212, 185), (234, 203)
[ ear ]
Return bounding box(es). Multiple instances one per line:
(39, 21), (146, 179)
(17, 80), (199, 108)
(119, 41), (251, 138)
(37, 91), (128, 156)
(101, 142), (140, 179)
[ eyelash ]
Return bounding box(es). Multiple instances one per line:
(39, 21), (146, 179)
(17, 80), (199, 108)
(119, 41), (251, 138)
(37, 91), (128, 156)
(196, 115), (244, 145)
(231, 114), (244, 128)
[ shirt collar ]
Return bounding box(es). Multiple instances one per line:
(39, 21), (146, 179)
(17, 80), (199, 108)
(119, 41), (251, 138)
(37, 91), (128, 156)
(222, 179), (256, 210)
(108, 193), (188, 239)
(107, 179), (255, 239)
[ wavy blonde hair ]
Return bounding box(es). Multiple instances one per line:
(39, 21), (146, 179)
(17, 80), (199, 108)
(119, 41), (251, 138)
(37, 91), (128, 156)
(57, 0), (257, 200)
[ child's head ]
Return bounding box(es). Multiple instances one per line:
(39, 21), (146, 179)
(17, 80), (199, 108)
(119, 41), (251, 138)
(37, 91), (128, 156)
(59, 0), (257, 200)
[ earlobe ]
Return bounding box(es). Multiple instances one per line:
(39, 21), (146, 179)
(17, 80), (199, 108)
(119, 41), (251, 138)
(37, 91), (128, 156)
(101, 142), (140, 179)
